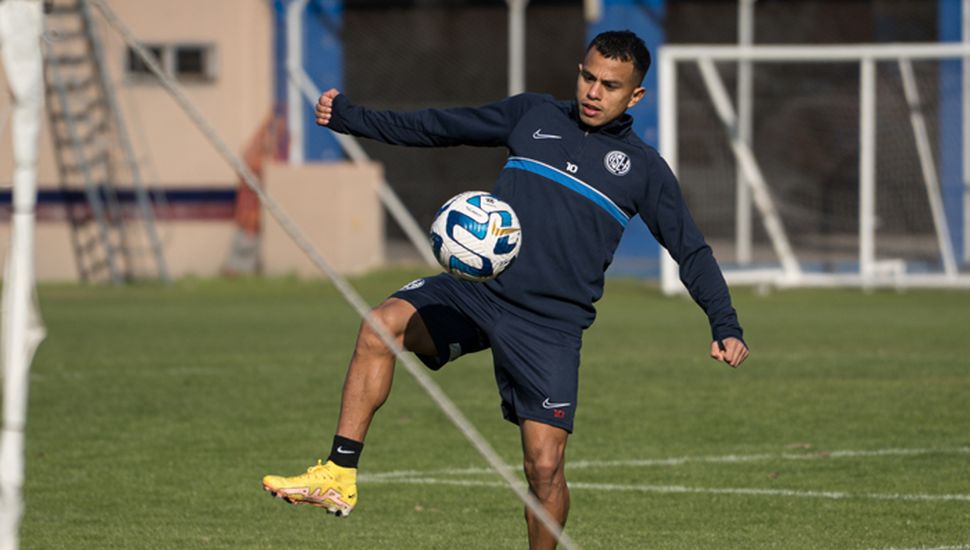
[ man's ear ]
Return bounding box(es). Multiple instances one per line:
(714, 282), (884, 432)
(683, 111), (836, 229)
(627, 86), (646, 108)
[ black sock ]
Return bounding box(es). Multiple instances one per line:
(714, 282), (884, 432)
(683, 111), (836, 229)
(328, 435), (364, 468)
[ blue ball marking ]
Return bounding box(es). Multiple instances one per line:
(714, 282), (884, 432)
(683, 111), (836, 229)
(430, 232), (444, 258)
(446, 210), (488, 240)
(493, 236), (517, 255)
(449, 255), (493, 279)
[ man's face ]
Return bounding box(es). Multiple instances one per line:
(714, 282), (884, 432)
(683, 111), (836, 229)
(575, 48), (645, 127)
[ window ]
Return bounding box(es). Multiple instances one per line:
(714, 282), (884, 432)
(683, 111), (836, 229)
(125, 43), (217, 83)
(174, 45), (216, 81)
(125, 44), (164, 80)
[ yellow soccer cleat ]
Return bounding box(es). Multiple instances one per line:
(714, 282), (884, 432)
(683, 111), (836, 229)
(262, 460), (358, 517)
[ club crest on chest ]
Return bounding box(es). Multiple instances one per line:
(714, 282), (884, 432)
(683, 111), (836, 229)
(604, 150), (631, 176)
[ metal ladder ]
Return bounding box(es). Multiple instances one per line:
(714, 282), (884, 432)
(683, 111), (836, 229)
(43, 0), (168, 283)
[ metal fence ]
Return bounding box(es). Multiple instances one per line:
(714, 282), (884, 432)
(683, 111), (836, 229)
(340, 0), (947, 262)
(342, 0), (585, 244)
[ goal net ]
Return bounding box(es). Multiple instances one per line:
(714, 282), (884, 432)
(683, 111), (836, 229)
(658, 43), (970, 292)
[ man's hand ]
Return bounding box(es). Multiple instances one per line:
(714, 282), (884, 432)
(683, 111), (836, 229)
(315, 88), (340, 126)
(710, 337), (748, 368)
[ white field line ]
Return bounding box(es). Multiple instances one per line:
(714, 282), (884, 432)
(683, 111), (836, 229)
(29, 362), (304, 380)
(364, 476), (970, 503)
(361, 446), (970, 480)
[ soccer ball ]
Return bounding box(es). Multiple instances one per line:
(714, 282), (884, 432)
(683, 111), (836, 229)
(429, 191), (522, 282)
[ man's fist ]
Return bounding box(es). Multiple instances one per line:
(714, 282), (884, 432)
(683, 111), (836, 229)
(710, 337), (748, 368)
(315, 88), (340, 126)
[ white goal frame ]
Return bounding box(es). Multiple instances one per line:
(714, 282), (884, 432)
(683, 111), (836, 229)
(658, 42), (970, 293)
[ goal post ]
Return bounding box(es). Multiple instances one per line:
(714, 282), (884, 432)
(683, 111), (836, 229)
(0, 2), (47, 549)
(659, 42), (970, 293)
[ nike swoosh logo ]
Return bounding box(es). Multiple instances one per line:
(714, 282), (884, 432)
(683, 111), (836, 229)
(541, 398), (572, 409)
(532, 129), (562, 140)
(336, 446), (355, 455)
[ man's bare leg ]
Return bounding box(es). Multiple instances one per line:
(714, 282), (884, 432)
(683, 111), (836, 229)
(262, 297), (435, 514)
(521, 419), (570, 550)
(335, 297), (436, 442)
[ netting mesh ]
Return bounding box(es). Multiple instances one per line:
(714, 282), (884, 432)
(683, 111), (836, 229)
(341, 0), (585, 245)
(338, 0), (956, 272)
(673, 56), (958, 273)
(664, 0), (958, 274)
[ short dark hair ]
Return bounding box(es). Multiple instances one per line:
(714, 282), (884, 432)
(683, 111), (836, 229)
(586, 30), (651, 84)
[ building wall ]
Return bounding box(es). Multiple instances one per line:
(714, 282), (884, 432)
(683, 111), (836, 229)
(0, 0), (273, 188)
(261, 161), (385, 278)
(101, 0), (273, 186)
(0, 0), (382, 281)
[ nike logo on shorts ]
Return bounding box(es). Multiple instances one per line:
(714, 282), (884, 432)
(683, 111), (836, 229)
(541, 398), (572, 409)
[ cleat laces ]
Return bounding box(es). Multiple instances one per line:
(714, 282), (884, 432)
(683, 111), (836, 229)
(302, 460), (334, 480)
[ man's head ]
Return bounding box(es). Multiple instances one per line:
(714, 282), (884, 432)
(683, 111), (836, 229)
(576, 30), (650, 127)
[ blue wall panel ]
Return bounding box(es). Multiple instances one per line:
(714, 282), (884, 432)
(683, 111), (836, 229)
(589, 0), (666, 277)
(303, 0), (344, 161)
(938, 0), (965, 263)
(274, 0), (344, 162)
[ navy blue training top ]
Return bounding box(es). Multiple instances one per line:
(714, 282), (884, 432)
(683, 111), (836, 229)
(329, 92), (743, 342)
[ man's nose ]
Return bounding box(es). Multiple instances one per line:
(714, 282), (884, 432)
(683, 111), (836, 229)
(586, 82), (601, 99)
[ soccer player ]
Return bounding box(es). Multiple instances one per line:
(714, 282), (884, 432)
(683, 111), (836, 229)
(262, 30), (749, 549)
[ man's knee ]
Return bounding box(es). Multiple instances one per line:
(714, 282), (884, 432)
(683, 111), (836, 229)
(525, 454), (563, 481)
(523, 447), (566, 496)
(521, 420), (569, 497)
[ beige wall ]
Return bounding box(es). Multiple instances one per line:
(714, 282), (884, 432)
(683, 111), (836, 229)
(0, 162), (385, 281)
(262, 162), (385, 278)
(100, 0), (273, 185)
(0, 0), (273, 186)
(0, 221), (239, 282)
(0, 1), (387, 281)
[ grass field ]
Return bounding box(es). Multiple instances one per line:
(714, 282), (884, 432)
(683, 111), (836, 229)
(20, 269), (970, 549)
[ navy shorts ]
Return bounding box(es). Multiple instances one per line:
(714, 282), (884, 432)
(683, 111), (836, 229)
(392, 273), (582, 433)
